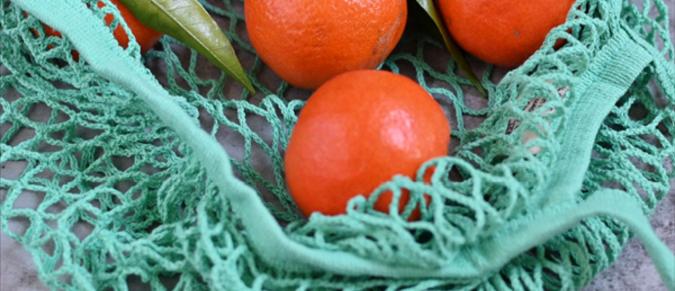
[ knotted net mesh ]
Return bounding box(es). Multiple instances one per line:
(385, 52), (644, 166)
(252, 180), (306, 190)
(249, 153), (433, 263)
(1, 0), (673, 290)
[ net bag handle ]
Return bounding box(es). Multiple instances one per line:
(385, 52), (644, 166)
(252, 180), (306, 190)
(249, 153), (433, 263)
(14, 0), (674, 288)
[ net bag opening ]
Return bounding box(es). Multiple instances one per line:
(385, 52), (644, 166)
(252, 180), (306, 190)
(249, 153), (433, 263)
(1, 0), (674, 290)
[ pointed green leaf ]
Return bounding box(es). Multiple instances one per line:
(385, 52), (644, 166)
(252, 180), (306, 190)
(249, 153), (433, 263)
(415, 0), (486, 97)
(118, 0), (255, 94)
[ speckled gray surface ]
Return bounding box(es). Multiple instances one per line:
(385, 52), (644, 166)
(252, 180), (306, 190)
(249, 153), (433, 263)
(2, 1), (675, 290)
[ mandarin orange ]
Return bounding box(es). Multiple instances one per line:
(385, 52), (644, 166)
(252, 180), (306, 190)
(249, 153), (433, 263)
(284, 70), (450, 217)
(42, 0), (162, 53)
(439, 0), (575, 68)
(245, 0), (407, 89)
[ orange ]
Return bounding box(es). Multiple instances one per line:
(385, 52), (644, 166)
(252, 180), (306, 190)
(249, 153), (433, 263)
(42, 0), (162, 53)
(438, 0), (575, 68)
(284, 70), (450, 218)
(245, 0), (407, 89)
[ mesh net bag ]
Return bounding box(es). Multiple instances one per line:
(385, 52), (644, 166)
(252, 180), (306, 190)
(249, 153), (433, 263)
(2, 0), (674, 290)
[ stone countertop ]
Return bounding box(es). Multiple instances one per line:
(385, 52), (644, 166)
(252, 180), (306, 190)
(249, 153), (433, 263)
(2, 1), (675, 290)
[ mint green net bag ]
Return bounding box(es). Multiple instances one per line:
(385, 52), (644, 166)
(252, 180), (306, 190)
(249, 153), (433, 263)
(1, 0), (674, 290)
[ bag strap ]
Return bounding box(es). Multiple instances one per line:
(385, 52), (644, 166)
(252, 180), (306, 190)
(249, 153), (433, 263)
(14, 0), (674, 288)
(540, 27), (654, 207)
(484, 190), (674, 289)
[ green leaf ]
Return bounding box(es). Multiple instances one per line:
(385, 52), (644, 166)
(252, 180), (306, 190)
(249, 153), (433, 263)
(118, 0), (255, 94)
(415, 0), (486, 97)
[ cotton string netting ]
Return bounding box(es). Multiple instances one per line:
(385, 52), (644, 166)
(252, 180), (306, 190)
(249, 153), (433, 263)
(1, 0), (674, 290)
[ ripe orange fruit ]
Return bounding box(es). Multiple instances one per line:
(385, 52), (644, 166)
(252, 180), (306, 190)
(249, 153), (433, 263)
(42, 0), (162, 53)
(245, 0), (407, 89)
(284, 70), (450, 217)
(438, 0), (575, 68)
